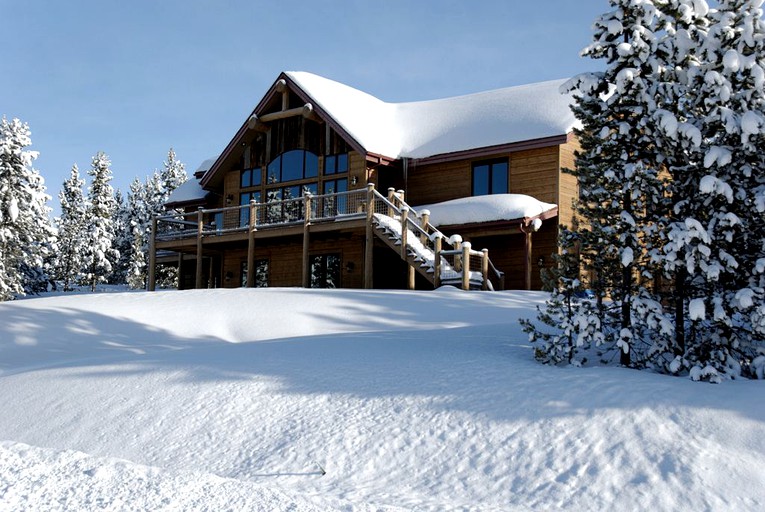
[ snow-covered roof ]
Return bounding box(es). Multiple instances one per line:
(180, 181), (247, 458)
(286, 72), (578, 159)
(194, 158), (217, 176)
(165, 178), (208, 206)
(416, 194), (558, 227)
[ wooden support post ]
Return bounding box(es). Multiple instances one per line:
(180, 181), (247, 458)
(400, 207), (409, 260)
(177, 253), (184, 290)
(148, 217), (157, 291)
(481, 248), (489, 291)
(524, 227), (533, 291)
(433, 234), (442, 288)
(302, 193), (312, 288)
(208, 257), (215, 289)
(246, 200), (256, 288)
(462, 241), (472, 291)
(387, 187), (395, 218)
(195, 209), (203, 289)
(364, 183), (375, 289)
(397, 189), (405, 205)
(454, 239), (462, 272)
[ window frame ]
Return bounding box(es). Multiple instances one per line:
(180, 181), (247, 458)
(471, 158), (509, 196)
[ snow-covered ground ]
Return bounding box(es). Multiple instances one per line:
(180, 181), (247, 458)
(0, 288), (763, 511)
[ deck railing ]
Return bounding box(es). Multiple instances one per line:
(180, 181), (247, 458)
(152, 184), (503, 291)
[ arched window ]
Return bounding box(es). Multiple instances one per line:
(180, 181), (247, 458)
(266, 149), (319, 184)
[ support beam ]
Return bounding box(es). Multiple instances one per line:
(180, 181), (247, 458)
(302, 194), (312, 288)
(258, 103), (317, 123)
(195, 209), (203, 289)
(246, 200), (256, 287)
(481, 248), (489, 291)
(177, 253), (184, 290)
(462, 241), (472, 291)
(525, 229), (533, 291)
(148, 217), (157, 291)
(433, 234), (442, 289)
(364, 183), (375, 289)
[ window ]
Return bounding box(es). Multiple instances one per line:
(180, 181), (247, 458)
(324, 153), (348, 175)
(241, 168), (262, 188)
(264, 184), (317, 224)
(267, 149), (319, 184)
(241, 259), (269, 287)
(239, 191), (261, 227)
(322, 178), (347, 216)
(310, 254), (340, 288)
(472, 159), (508, 196)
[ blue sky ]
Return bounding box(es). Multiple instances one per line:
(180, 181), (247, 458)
(1, 0), (606, 211)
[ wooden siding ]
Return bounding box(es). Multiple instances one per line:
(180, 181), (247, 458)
(508, 146), (559, 204)
(406, 159), (471, 205)
(220, 232), (365, 288)
(557, 136), (580, 230)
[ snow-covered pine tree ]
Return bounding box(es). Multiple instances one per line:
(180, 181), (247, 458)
(160, 148), (187, 194)
(535, 0), (668, 367)
(55, 164), (88, 291)
(82, 152), (120, 291)
(0, 117), (55, 300)
(111, 188), (132, 284)
(671, 0), (765, 380)
(126, 177), (151, 289)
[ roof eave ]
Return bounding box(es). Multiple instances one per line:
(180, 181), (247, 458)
(409, 133), (570, 166)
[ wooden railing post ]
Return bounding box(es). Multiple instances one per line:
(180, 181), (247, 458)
(195, 208), (203, 289)
(387, 187), (395, 218)
(400, 207), (409, 260)
(246, 200), (256, 288)
(453, 237), (463, 272)
(462, 241), (471, 291)
(420, 209), (430, 242)
(481, 248), (489, 291)
(433, 233), (442, 288)
(148, 217), (157, 291)
(397, 189), (405, 205)
(302, 193), (312, 288)
(364, 183), (375, 289)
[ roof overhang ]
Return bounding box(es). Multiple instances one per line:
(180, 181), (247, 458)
(410, 134), (569, 166)
(436, 206), (559, 236)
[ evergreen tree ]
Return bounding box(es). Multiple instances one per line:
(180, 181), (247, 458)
(126, 177), (150, 289)
(111, 188), (131, 284)
(82, 152), (119, 291)
(0, 117), (55, 300)
(55, 164), (87, 291)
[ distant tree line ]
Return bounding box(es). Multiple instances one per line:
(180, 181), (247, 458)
(0, 115), (187, 299)
(523, 0), (765, 381)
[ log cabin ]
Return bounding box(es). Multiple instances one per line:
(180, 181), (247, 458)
(149, 71), (580, 291)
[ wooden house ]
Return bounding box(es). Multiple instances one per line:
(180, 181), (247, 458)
(150, 72), (579, 291)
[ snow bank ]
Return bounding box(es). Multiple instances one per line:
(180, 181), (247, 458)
(416, 194), (557, 227)
(1, 289), (763, 511)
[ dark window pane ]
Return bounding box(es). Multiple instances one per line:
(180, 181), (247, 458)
(324, 155), (336, 175)
(336, 179), (348, 214)
(491, 162), (508, 194)
(305, 152), (318, 178)
(337, 153), (348, 172)
(241, 169), (251, 188)
(267, 157), (281, 183)
(281, 150), (303, 182)
(336, 178), (347, 192)
(284, 185), (301, 199)
(240, 193), (250, 227)
(251, 168), (262, 186)
(473, 165), (489, 196)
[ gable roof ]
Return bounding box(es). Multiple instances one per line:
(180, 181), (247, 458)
(201, 72), (578, 187)
(285, 72), (578, 160)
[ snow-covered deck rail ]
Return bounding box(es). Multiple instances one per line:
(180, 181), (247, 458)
(150, 184), (502, 291)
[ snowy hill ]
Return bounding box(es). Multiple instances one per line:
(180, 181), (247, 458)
(0, 288), (763, 511)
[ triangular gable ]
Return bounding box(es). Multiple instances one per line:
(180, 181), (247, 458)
(199, 72), (369, 188)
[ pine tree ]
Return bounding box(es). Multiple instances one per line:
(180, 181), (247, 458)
(82, 152), (119, 291)
(111, 188), (131, 284)
(55, 164), (88, 291)
(126, 177), (150, 289)
(0, 117), (55, 300)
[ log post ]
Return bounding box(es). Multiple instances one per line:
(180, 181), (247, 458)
(453, 238), (462, 272)
(302, 193), (312, 288)
(400, 207), (409, 260)
(364, 183), (375, 289)
(433, 233), (442, 288)
(481, 248), (489, 291)
(462, 241), (472, 291)
(177, 252), (184, 290)
(148, 217), (157, 291)
(397, 189), (405, 205)
(246, 200), (256, 288)
(523, 225), (533, 291)
(420, 209), (430, 242)
(387, 187), (395, 217)
(195, 209), (203, 289)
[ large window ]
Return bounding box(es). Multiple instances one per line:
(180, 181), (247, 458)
(239, 191), (262, 227)
(472, 159), (508, 196)
(241, 167), (262, 188)
(267, 149), (318, 183)
(241, 259), (269, 287)
(310, 254), (340, 288)
(322, 178), (347, 216)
